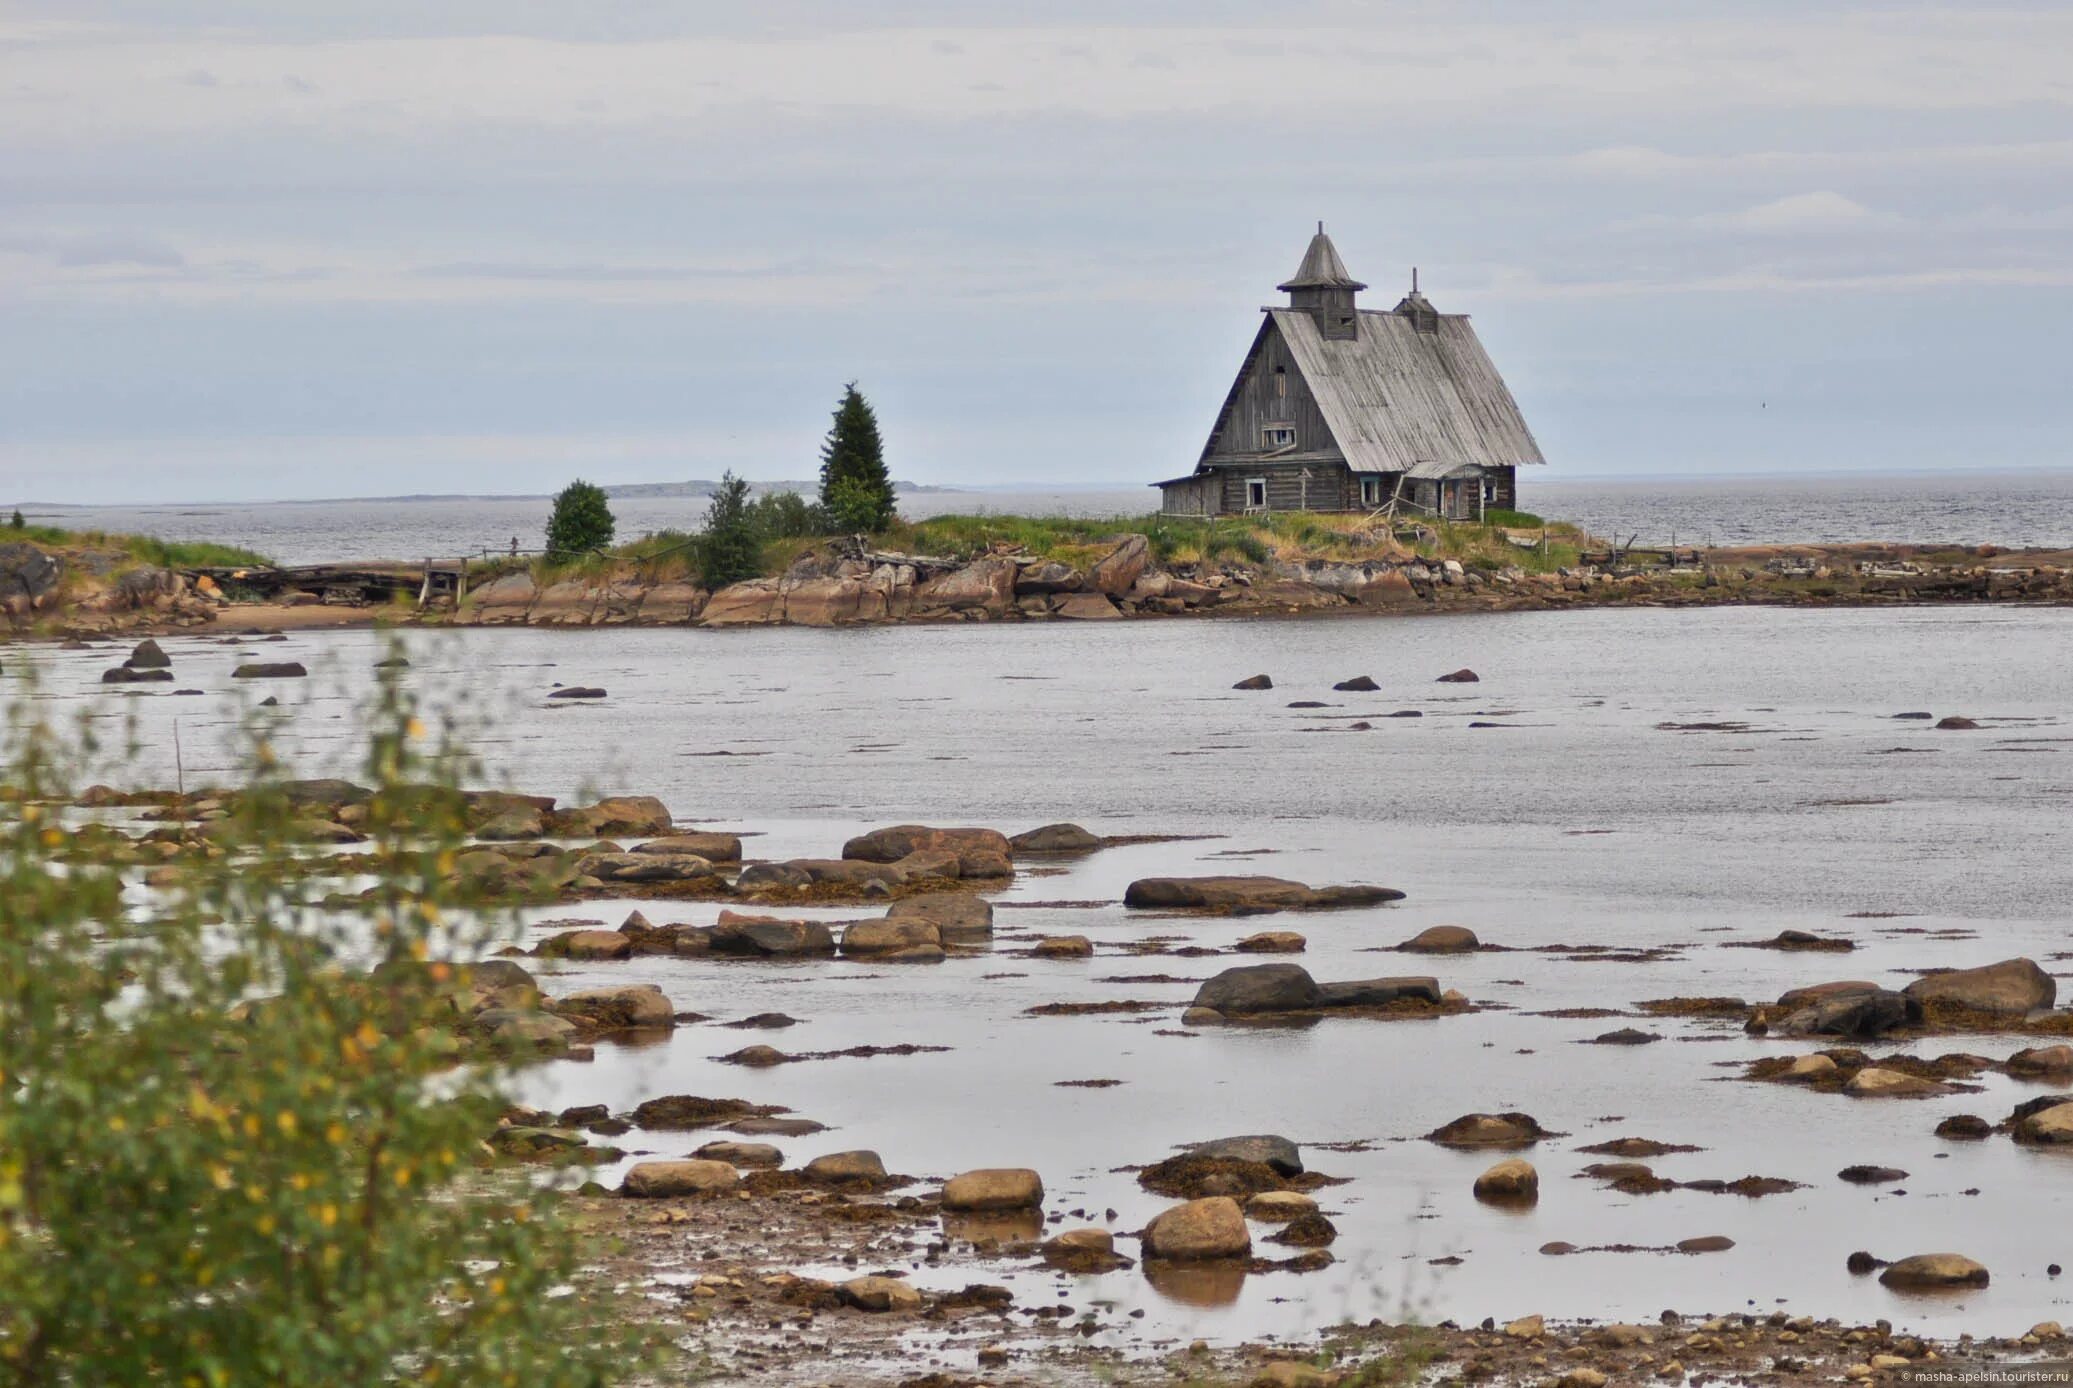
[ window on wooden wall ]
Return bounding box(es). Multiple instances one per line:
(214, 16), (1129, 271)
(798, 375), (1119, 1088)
(1262, 426), (1296, 450)
(1274, 367), (1287, 398)
(1481, 475), (1497, 506)
(1360, 475), (1382, 507)
(1246, 478), (1268, 511)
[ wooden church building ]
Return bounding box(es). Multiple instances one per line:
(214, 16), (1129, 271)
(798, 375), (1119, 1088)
(1155, 226), (1545, 521)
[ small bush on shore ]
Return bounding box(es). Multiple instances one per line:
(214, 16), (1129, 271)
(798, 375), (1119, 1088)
(0, 665), (636, 1386)
(545, 479), (616, 558)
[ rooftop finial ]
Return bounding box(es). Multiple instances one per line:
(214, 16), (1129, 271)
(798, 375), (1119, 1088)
(1318, 220), (1325, 235)
(1412, 266), (1419, 293)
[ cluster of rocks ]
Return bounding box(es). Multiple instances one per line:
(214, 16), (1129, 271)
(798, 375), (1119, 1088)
(544, 893), (996, 966)
(1748, 957), (2058, 1039)
(3, 541), (220, 633)
(1182, 962), (1466, 1024)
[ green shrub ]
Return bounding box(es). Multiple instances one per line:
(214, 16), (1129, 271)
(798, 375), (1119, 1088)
(0, 666), (637, 1386)
(746, 490), (829, 540)
(698, 471), (763, 589)
(545, 480), (615, 557)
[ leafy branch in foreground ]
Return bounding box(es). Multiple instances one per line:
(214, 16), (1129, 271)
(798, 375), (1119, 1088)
(0, 663), (639, 1386)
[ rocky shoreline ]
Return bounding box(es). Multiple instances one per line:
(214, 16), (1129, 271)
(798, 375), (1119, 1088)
(11, 532), (2073, 639)
(45, 771), (2073, 1385)
(451, 538), (2073, 630)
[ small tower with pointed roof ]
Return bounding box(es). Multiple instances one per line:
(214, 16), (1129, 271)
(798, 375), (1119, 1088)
(1278, 222), (1366, 341)
(1394, 266), (1440, 333)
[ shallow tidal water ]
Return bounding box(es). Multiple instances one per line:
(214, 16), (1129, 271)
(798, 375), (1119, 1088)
(11, 605), (2073, 1349)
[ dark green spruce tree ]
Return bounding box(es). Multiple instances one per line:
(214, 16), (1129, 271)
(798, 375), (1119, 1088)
(699, 471), (763, 589)
(816, 383), (895, 533)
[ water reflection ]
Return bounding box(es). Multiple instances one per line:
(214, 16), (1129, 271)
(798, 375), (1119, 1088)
(942, 1210), (1044, 1246)
(1143, 1259), (1248, 1308)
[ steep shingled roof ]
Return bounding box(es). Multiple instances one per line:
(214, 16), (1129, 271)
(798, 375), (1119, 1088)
(1261, 306), (1546, 477)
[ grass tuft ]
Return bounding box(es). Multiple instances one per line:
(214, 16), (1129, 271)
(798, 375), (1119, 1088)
(4, 523), (272, 569)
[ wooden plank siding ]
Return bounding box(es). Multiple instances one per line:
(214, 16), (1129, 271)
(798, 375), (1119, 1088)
(1216, 461), (1357, 515)
(1201, 320), (1342, 468)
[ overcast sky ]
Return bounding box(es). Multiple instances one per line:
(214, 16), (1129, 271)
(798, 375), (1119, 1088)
(4, 1), (2071, 503)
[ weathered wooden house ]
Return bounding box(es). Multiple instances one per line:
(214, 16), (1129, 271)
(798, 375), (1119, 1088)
(1155, 226), (1545, 520)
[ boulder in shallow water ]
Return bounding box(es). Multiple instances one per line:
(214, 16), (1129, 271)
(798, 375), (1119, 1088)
(574, 851), (717, 884)
(2014, 1101), (2073, 1145)
(839, 917), (943, 960)
(1904, 957), (2054, 1016)
(537, 930), (630, 962)
(1189, 964), (1321, 1015)
(1772, 988), (1917, 1040)
(125, 638), (171, 669)
(549, 795), (673, 837)
(2008, 1045), (2073, 1078)
(1182, 1134), (1302, 1176)
(1879, 1253), (1989, 1289)
(837, 1275), (921, 1313)
(1402, 924), (1479, 953)
(885, 892), (993, 942)
(1333, 675), (1379, 692)
(633, 832), (742, 862)
(551, 984), (675, 1030)
(232, 662), (308, 679)
(1473, 1159), (1539, 1203)
(1845, 1067), (1952, 1099)
(621, 1160), (739, 1198)
(1315, 977), (1441, 1008)
(692, 1140), (781, 1168)
(1009, 823), (1103, 854)
(1426, 1112), (1548, 1149)
(842, 824), (1012, 873)
(802, 1150), (886, 1183)
(1141, 1196), (1250, 1260)
(1436, 668), (1480, 683)
(941, 1168), (1044, 1211)
(705, 912), (835, 957)
(1123, 875), (1403, 911)
(1232, 674), (1273, 690)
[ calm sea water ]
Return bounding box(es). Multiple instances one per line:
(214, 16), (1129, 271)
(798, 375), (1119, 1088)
(25, 471), (2073, 566)
(12, 606), (2073, 1347)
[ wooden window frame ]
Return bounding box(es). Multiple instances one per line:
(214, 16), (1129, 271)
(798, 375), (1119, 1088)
(1245, 477), (1269, 512)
